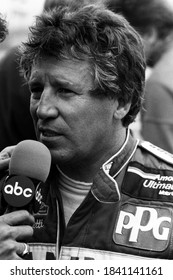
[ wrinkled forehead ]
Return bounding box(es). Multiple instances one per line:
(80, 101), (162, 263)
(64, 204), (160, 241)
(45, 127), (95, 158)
(29, 55), (94, 92)
(27, 50), (93, 79)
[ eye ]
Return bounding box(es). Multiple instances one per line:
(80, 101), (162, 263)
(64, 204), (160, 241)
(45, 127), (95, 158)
(57, 87), (76, 97)
(30, 86), (43, 99)
(58, 87), (72, 93)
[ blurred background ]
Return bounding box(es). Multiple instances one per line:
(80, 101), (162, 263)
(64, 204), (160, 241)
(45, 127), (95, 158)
(0, 0), (45, 59)
(1, 0), (173, 59)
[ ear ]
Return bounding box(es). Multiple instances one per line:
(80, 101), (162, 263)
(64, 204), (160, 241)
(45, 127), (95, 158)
(113, 100), (131, 120)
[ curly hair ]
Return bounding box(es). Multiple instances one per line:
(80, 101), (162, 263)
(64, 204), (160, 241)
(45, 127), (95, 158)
(0, 15), (7, 42)
(20, 4), (146, 127)
(44, 0), (106, 11)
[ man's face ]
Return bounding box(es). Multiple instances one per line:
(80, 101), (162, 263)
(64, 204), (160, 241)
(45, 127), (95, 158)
(29, 57), (117, 168)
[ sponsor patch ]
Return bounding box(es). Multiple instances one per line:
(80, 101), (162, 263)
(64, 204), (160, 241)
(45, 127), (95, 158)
(122, 162), (173, 202)
(113, 203), (172, 251)
(33, 202), (49, 229)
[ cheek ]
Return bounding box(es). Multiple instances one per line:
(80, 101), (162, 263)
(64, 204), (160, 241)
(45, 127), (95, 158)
(30, 99), (37, 118)
(30, 102), (38, 131)
(71, 107), (111, 141)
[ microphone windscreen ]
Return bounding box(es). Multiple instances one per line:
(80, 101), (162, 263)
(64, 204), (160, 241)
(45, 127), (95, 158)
(9, 140), (51, 182)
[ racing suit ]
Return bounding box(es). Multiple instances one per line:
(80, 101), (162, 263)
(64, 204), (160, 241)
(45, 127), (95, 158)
(1, 130), (173, 260)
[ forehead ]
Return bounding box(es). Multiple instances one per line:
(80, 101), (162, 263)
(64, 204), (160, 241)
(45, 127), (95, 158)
(29, 56), (94, 86)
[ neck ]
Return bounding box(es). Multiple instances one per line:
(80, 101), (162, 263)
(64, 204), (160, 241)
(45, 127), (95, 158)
(59, 127), (127, 183)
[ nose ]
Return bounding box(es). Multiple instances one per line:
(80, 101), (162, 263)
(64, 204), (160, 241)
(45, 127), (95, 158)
(36, 89), (58, 120)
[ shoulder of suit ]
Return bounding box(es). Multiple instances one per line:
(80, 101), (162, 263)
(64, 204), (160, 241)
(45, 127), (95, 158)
(139, 140), (173, 165)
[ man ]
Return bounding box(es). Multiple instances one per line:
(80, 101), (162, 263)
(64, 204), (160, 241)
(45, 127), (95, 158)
(0, 3), (173, 260)
(0, 0), (104, 152)
(107, 0), (173, 153)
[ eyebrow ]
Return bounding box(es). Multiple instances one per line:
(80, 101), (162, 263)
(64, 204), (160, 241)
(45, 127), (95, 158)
(28, 75), (84, 94)
(29, 72), (73, 85)
(49, 75), (75, 88)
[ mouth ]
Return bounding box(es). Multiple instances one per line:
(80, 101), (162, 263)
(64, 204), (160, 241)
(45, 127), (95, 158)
(39, 127), (60, 138)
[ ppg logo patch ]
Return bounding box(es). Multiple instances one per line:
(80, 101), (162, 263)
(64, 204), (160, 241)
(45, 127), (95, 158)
(113, 204), (172, 251)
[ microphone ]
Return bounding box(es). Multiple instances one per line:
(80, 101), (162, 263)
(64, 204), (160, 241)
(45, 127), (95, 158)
(2, 140), (51, 213)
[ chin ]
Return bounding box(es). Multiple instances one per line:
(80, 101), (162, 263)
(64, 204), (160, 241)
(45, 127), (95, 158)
(49, 148), (73, 165)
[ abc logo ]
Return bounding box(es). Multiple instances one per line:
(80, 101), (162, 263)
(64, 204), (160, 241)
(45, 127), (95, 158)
(3, 175), (35, 207)
(5, 182), (33, 197)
